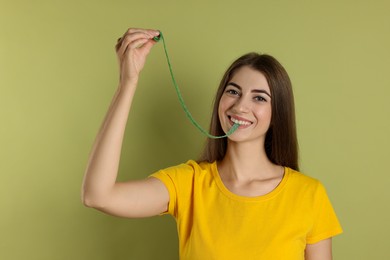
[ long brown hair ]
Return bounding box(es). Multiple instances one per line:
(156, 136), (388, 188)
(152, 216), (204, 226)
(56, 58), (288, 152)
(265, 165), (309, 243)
(198, 52), (299, 171)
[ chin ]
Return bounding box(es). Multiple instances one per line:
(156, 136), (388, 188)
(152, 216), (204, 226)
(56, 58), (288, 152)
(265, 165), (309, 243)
(227, 133), (265, 145)
(227, 134), (251, 143)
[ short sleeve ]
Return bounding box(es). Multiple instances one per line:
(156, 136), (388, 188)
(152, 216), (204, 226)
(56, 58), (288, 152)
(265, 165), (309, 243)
(149, 169), (178, 217)
(148, 161), (197, 218)
(306, 182), (343, 244)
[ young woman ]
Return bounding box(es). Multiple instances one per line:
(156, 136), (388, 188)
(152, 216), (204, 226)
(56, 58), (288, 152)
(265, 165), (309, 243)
(82, 28), (342, 260)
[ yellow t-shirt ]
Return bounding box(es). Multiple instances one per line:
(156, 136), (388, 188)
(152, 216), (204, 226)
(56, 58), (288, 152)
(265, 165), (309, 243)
(150, 160), (342, 260)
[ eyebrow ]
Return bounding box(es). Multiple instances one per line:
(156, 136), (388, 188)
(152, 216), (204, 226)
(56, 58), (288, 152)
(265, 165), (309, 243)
(227, 82), (271, 98)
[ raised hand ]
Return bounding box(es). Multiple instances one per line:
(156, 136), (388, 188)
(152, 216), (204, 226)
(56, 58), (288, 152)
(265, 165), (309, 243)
(115, 28), (160, 85)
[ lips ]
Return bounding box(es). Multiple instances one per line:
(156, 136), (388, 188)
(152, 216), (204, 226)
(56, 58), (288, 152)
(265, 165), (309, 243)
(228, 115), (253, 126)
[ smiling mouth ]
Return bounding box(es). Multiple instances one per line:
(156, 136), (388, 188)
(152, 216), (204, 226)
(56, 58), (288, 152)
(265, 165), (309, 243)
(229, 116), (253, 126)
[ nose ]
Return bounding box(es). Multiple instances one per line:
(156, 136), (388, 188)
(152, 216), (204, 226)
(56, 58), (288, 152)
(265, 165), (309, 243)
(232, 96), (250, 113)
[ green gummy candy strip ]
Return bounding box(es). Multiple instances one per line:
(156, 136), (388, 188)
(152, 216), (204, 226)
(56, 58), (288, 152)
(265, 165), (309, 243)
(154, 31), (239, 139)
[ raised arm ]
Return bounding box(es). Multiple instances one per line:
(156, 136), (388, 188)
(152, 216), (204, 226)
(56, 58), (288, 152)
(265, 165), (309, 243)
(81, 28), (169, 218)
(305, 238), (333, 260)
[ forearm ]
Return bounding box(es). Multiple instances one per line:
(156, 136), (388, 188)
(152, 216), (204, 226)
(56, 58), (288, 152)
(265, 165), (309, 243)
(82, 82), (137, 207)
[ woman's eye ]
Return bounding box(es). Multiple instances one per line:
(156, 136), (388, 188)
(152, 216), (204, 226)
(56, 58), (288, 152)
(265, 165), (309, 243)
(254, 96), (267, 102)
(226, 89), (239, 95)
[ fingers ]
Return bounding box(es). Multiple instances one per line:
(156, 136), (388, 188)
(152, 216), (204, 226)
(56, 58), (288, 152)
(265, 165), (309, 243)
(115, 28), (160, 56)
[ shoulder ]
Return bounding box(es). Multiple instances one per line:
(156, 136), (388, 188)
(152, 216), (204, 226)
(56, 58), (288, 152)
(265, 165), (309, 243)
(285, 167), (327, 196)
(287, 168), (319, 184)
(151, 160), (214, 180)
(161, 159), (213, 173)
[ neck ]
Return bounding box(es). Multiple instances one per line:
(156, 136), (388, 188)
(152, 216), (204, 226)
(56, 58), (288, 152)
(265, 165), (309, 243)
(218, 139), (280, 181)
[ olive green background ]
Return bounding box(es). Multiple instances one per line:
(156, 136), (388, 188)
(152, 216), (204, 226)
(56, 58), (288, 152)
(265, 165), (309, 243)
(1, 0), (389, 259)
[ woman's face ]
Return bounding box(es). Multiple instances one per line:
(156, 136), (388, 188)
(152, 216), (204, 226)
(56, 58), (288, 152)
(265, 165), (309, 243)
(218, 66), (272, 143)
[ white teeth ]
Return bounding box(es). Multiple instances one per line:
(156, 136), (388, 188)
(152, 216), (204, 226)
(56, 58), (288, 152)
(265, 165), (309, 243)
(231, 117), (251, 126)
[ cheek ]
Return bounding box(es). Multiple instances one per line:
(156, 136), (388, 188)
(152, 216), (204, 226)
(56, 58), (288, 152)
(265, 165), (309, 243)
(265, 108), (272, 125)
(256, 106), (272, 124)
(218, 96), (233, 127)
(217, 102), (224, 123)
(218, 96), (228, 117)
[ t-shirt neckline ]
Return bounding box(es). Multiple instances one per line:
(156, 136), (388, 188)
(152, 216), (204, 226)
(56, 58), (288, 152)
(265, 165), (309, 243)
(211, 161), (290, 202)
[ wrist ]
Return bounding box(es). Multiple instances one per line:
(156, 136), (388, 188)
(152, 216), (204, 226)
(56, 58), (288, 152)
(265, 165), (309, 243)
(119, 75), (139, 89)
